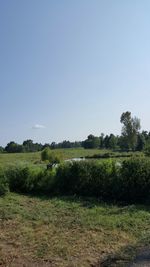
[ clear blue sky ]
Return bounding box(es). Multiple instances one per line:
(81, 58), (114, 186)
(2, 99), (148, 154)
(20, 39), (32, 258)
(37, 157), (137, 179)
(0, 0), (150, 146)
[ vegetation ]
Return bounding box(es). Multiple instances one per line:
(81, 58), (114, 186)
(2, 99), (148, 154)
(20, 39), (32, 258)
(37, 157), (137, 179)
(1, 112), (150, 153)
(41, 147), (62, 164)
(1, 111), (150, 266)
(0, 168), (9, 195)
(0, 157), (150, 203)
(120, 111), (141, 151)
(1, 193), (150, 266)
(0, 148), (111, 167)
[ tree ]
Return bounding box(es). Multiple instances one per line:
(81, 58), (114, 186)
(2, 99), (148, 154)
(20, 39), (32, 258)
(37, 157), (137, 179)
(136, 132), (146, 151)
(0, 146), (4, 153)
(83, 135), (100, 149)
(23, 139), (34, 152)
(5, 141), (23, 153)
(108, 134), (118, 150)
(120, 111), (141, 151)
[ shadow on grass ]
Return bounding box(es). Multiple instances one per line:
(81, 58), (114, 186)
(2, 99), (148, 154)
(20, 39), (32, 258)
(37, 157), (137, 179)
(98, 244), (150, 267)
(19, 191), (150, 215)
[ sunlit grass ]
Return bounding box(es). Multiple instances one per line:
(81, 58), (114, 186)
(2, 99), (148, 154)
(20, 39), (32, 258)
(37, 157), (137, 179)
(0, 193), (150, 266)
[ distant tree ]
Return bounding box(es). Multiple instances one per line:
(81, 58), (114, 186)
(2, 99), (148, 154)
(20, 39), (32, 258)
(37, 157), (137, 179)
(108, 134), (118, 149)
(61, 140), (72, 148)
(0, 146), (4, 153)
(22, 139), (42, 152)
(120, 111), (141, 151)
(136, 133), (146, 151)
(144, 142), (150, 156)
(50, 142), (57, 149)
(103, 135), (110, 149)
(99, 133), (104, 148)
(83, 135), (100, 149)
(23, 139), (34, 152)
(43, 143), (51, 150)
(5, 141), (23, 153)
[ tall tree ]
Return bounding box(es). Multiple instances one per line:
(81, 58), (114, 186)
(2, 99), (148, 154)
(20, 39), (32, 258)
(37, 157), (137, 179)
(120, 111), (141, 150)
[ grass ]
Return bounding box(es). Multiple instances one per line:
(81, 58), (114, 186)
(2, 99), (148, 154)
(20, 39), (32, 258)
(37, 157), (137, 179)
(1, 193), (150, 266)
(0, 149), (109, 167)
(0, 148), (144, 168)
(0, 151), (41, 167)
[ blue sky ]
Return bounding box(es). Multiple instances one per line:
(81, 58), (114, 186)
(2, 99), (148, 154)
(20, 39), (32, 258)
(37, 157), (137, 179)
(0, 0), (150, 146)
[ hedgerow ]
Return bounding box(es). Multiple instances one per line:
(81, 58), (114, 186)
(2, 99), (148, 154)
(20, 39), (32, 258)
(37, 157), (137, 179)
(1, 158), (150, 203)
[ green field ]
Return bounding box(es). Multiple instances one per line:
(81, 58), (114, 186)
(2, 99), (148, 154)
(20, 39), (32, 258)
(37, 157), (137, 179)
(0, 149), (149, 266)
(0, 148), (109, 167)
(0, 148), (143, 167)
(1, 193), (150, 266)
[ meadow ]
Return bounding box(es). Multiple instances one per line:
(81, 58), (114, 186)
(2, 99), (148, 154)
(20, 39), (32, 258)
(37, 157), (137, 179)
(1, 193), (150, 267)
(0, 148), (143, 167)
(0, 148), (101, 167)
(0, 148), (149, 267)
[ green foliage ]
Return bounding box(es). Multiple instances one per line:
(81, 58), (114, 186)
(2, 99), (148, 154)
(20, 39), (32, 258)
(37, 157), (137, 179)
(83, 135), (100, 149)
(41, 147), (62, 164)
(2, 193), (150, 266)
(120, 158), (150, 202)
(55, 160), (116, 197)
(0, 168), (9, 195)
(6, 164), (55, 194)
(5, 141), (23, 153)
(55, 158), (150, 202)
(2, 157), (150, 203)
(144, 143), (150, 156)
(41, 147), (51, 161)
(120, 111), (141, 151)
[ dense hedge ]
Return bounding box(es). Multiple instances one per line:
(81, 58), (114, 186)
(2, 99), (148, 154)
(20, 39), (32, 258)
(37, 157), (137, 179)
(5, 164), (55, 194)
(1, 158), (150, 203)
(0, 168), (9, 196)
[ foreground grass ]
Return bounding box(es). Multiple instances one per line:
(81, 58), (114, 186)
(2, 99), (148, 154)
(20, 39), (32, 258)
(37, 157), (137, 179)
(1, 193), (150, 266)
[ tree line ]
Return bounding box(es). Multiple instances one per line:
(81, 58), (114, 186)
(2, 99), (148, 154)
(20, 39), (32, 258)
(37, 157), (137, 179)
(1, 111), (150, 153)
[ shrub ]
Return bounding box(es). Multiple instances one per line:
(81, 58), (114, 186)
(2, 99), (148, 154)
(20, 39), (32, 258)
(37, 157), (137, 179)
(3, 158), (150, 203)
(41, 147), (51, 161)
(120, 158), (150, 202)
(0, 168), (9, 196)
(41, 148), (62, 164)
(144, 143), (150, 156)
(55, 160), (117, 198)
(6, 164), (55, 194)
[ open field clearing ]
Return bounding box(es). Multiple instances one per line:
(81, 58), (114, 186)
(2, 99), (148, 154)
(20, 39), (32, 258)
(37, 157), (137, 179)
(1, 193), (150, 266)
(0, 149), (109, 167)
(0, 149), (144, 168)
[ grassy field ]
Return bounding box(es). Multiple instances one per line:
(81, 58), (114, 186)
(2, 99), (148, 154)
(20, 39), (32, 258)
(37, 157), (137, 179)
(0, 148), (143, 167)
(0, 148), (109, 167)
(1, 193), (150, 266)
(0, 149), (148, 266)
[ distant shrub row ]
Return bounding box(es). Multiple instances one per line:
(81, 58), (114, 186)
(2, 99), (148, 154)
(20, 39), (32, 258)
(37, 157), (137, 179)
(1, 158), (150, 203)
(86, 151), (142, 159)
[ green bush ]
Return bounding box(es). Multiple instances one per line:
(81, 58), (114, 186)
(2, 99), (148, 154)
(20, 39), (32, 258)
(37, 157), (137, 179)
(55, 160), (116, 198)
(3, 158), (150, 203)
(120, 158), (150, 202)
(41, 147), (62, 164)
(41, 147), (51, 161)
(55, 158), (150, 202)
(144, 143), (150, 156)
(0, 168), (9, 196)
(6, 164), (55, 194)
